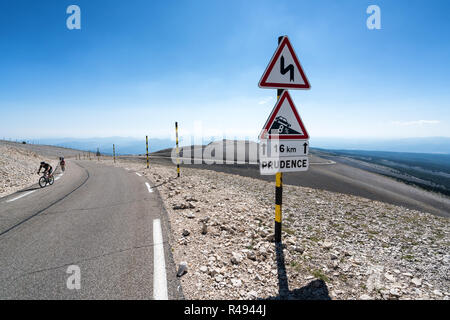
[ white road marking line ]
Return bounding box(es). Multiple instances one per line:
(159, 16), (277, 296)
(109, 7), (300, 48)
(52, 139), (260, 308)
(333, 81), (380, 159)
(6, 190), (36, 203)
(135, 172), (142, 177)
(153, 219), (168, 300)
(145, 182), (153, 193)
(125, 168), (130, 170)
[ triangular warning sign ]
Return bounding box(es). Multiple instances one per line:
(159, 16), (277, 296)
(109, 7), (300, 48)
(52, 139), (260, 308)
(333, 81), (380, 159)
(259, 90), (309, 140)
(259, 36), (311, 90)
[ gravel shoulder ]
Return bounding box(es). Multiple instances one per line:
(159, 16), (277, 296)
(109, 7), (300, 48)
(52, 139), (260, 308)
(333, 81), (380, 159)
(108, 158), (450, 300)
(123, 154), (450, 217)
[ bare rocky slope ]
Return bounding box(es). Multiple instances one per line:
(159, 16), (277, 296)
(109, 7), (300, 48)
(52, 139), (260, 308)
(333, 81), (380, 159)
(0, 140), (85, 198)
(0, 144), (59, 198)
(108, 159), (449, 300)
(0, 140), (82, 158)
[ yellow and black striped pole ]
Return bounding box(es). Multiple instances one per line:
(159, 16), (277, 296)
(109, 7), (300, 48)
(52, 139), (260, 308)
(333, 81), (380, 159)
(175, 122), (180, 177)
(275, 85), (283, 243)
(275, 171), (283, 243)
(274, 36), (284, 243)
(113, 144), (116, 163)
(146, 135), (149, 169)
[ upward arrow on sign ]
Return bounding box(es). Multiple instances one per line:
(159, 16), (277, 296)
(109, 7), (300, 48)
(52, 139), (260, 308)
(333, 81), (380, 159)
(259, 36), (311, 90)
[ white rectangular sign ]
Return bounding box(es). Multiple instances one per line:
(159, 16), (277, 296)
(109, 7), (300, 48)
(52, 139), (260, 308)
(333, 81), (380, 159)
(260, 139), (309, 157)
(260, 156), (309, 175)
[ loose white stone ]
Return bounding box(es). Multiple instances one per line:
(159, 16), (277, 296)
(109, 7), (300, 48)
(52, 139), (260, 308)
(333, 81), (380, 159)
(231, 278), (242, 287)
(411, 278), (422, 286)
(384, 273), (396, 282)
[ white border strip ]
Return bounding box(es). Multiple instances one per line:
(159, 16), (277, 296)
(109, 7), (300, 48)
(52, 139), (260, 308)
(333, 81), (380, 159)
(145, 182), (153, 193)
(6, 190), (36, 203)
(135, 172), (142, 177)
(153, 219), (168, 300)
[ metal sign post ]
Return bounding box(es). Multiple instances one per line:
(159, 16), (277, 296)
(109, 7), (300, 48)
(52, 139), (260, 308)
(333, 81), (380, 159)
(259, 36), (311, 244)
(275, 89), (283, 243)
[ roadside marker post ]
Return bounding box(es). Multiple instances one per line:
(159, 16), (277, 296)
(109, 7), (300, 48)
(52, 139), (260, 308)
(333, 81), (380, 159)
(146, 136), (149, 169)
(113, 144), (116, 163)
(175, 122), (180, 178)
(258, 36), (311, 244)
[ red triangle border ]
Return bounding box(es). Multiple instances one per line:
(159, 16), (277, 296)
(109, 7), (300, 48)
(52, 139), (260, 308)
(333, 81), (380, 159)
(259, 36), (311, 90)
(259, 91), (309, 140)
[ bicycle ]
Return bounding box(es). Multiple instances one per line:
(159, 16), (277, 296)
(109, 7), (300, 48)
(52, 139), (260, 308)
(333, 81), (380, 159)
(39, 172), (54, 188)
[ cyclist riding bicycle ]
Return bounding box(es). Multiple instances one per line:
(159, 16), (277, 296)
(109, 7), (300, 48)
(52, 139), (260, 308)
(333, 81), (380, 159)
(60, 157), (66, 171)
(37, 161), (53, 177)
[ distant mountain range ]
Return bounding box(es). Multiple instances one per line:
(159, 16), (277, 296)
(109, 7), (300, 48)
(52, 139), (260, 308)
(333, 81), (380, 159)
(310, 137), (450, 154)
(32, 136), (450, 155)
(37, 137), (175, 155)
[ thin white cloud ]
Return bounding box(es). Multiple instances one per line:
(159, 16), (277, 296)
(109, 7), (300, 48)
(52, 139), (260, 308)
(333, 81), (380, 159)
(258, 96), (274, 105)
(391, 120), (440, 126)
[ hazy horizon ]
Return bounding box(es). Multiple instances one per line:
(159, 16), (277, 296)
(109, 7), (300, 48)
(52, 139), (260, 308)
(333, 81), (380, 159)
(3, 136), (450, 155)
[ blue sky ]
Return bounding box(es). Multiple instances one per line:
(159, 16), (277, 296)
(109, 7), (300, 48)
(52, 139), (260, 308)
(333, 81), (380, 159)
(1, 0), (449, 142)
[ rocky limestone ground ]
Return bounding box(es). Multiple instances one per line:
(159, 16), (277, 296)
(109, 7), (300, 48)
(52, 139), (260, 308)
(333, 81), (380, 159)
(99, 159), (450, 299)
(0, 145), (58, 198)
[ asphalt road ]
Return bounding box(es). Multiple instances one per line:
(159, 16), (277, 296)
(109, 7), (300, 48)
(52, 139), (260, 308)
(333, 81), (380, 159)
(133, 154), (450, 218)
(0, 160), (181, 299)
